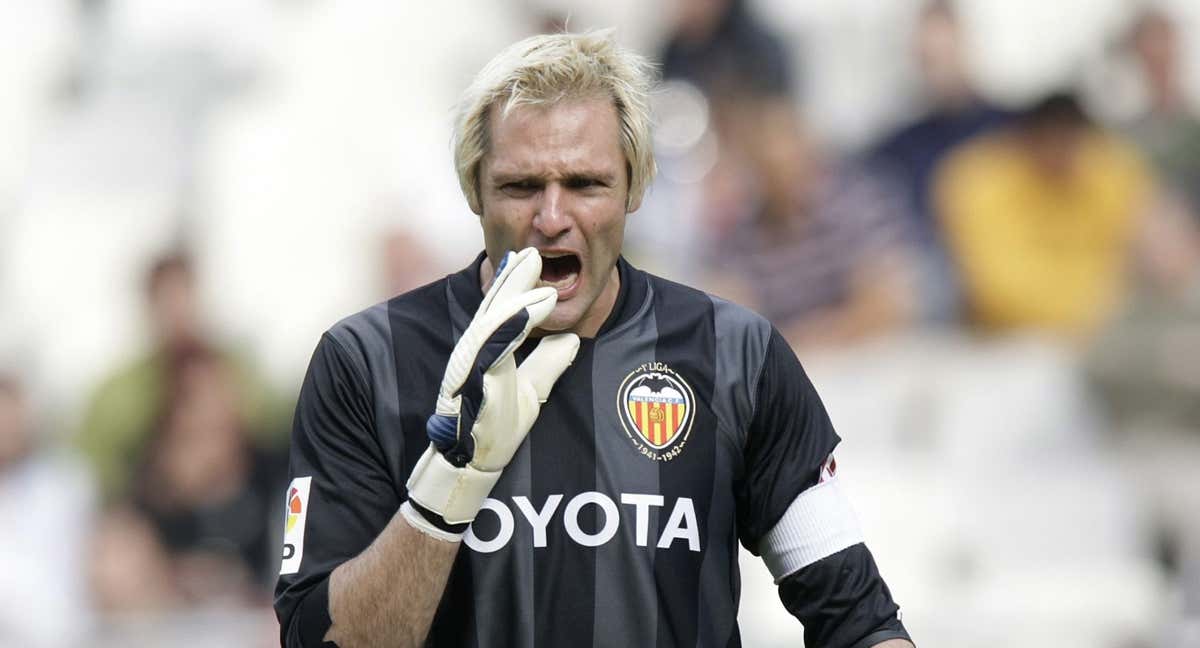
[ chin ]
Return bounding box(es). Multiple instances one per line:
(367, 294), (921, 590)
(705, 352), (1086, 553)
(536, 305), (583, 333)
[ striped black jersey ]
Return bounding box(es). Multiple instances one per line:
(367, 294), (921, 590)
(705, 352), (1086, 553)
(274, 254), (910, 647)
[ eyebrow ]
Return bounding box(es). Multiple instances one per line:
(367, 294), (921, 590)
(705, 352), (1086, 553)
(490, 170), (617, 185)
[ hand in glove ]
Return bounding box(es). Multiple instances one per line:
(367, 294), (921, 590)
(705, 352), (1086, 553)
(402, 248), (580, 540)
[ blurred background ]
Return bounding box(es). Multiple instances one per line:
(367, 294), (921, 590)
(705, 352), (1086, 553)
(3, 0), (1200, 646)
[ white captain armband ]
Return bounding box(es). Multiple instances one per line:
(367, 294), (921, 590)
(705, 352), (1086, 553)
(758, 470), (864, 583)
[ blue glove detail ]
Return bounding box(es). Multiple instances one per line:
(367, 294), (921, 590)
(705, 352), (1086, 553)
(427, 307), (531, 468)
(426, 414), (459, 452)
(494, 250), (512, 277)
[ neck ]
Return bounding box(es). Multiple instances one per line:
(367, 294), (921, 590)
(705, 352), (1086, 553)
(944, 93), (976, 114)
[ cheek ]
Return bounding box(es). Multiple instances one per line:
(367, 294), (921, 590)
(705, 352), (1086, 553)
(481, 206), (525, 246)
(481, 216), (506, 243)
(584, 210), (626, 262)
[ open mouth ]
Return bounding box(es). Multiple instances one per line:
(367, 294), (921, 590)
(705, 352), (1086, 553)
(538, 253), (581, 292)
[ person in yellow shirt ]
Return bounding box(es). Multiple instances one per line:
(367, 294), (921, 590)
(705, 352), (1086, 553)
(935, 93), (1152, 338)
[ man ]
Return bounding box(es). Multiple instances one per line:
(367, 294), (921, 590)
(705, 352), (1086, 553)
(703, 95), (919, 349)
(869, 0), (1010, 322)
(274, 31), (913, 648)
(658, 0), (795, 100)
(0, 374), (94, 645)
(1124, 7), (1200, 222)
(935, 92), (1151, 338)
(78, 250), (287, 500)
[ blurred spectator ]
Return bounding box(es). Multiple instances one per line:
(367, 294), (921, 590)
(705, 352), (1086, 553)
(1084, 256), (1200, 638)
(1084, 6), (1200, 432)
(77, 249), (289, 500)
(1086, 210), (1200, 430)
(0, 373), (94, 646)
(1123, 7), (1200, 222)
(659, 0), (795, 100)
(1084, 12), (1200, 617)
(534, 10), (570, 36)
(1084, 5), (1200, 436)
(704, 97), (919, 349)
(380, 226), (443, 298)
(935, 93), (1153, 339)
(89, 505), (180, 617)
(131, 346), (285, 604)
(870, 0), (1012, 320)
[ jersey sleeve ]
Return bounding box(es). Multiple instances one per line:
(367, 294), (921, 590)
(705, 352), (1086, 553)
(737, 328), (912, 647)
(778, 544), (911, 648)
(735, 327), (841, 550)
(273, 332), (402, 647)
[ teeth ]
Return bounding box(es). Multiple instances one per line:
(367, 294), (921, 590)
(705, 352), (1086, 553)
(537, 272), (578, 290)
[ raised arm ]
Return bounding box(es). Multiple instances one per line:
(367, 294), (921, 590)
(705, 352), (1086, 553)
(274, 330), (450, 647)
(324, 512), (459, 647)
(275, 249), (578, 647)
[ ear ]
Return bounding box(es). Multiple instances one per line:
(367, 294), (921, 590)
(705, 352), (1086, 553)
(469, 180), (484, 215)
(623, 161), (641, 213)
(626, 191), (643, 214)
(469, 160), (485, 215)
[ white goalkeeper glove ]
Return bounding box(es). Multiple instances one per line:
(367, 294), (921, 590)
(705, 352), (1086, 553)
(402, 248), (581, 541)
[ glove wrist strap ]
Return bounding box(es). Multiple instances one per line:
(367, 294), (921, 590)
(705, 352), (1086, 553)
(406, 444), (503, 525)
(400, 501), (467, 543)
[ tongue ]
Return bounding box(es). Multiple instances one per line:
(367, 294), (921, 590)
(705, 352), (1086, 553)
(540, 255), (579, 282)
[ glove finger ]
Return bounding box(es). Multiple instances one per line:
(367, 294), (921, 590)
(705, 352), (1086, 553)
(516, 333), (581, 402)
(433, 293), (561, 464)
(435, 304), (550, 467)
(479, 247), (543, 316)
(439, 285), (558, 401)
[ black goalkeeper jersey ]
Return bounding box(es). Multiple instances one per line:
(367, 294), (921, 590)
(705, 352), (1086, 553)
(274, 254), (909, 648)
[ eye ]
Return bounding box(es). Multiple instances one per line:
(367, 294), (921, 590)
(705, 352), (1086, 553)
(500, 181), (539, 196)
(566, 177), (603, 190)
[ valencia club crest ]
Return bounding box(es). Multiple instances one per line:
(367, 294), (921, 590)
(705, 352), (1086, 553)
(617, 361), (696, 462)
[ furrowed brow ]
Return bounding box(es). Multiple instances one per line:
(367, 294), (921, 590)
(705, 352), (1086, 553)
(565, 170), (617, 184)
(490, 171), (545, 185)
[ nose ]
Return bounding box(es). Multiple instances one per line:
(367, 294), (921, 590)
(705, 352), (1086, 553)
(531, 183), (571, 239)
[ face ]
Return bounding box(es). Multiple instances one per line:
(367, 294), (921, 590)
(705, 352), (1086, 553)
(675, 0), (732, 40)
(741, 99), (817, 209)
(1027, 123), (1085, 180)
(915, 10), (970, 103)
(1134, 15), (1178, 86)
(150, 268), (200, 346)
(477, 98), (634, 336)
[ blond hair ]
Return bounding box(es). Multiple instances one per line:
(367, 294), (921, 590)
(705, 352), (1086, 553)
(453, 30), (657, 214)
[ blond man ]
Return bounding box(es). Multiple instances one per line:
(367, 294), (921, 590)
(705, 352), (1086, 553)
(274, 31), (913, 648)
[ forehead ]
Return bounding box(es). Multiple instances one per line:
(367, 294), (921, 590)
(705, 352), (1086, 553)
(483, 98), (624, 177)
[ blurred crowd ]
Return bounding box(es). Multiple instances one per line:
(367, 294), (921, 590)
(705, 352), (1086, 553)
(3, 0), (1200, 647)
(639, 3), (1200, 646)
(2, 250), (291, 646)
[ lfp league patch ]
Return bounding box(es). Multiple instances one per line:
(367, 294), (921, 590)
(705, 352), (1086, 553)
(617, 361), (695, 462)
(280, 476), (312, 575)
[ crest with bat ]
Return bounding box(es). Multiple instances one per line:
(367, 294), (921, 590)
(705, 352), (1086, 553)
(617, 361), (695, 462)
